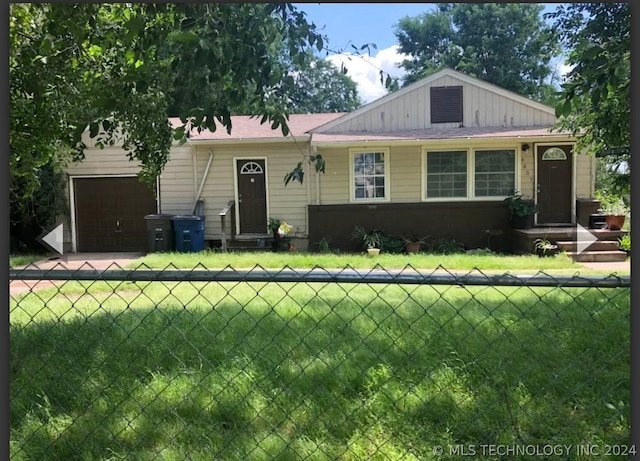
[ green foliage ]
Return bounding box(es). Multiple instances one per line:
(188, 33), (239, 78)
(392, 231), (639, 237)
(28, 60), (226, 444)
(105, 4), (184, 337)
(394, 3), (560, 100)
(430, 238), (466, 255)
(595, 191), (629, 216)
(504, 192), (537, 218)
(351, 226), (383, 250)
(379, 233), (406, 255)
(547, 3), (630, 195)
(618, 234), (630, 254)
(312, 237), (332, 254)
(533, 238), (557, 251)
(10, 3), (331, 232)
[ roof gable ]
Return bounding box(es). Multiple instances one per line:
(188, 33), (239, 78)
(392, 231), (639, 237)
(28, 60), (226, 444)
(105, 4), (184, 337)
(312, 68), (556, 134)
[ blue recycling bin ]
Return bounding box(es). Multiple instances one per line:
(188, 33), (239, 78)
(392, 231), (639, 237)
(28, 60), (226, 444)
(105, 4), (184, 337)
(172, 215), (206, 252)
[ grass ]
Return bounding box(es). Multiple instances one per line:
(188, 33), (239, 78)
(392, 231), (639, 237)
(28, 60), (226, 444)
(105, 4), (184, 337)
(10, 278), (630, 460)
(131, 250), (615, 274)
(10, 253), (49, 268)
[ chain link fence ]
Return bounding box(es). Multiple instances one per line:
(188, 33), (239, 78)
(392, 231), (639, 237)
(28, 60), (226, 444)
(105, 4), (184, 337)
(9, 264), (632, 460)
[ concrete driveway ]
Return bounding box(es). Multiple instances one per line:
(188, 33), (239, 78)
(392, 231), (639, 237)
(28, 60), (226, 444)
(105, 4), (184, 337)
(13, 252), (145, 270)
(10, 252), (145, 296)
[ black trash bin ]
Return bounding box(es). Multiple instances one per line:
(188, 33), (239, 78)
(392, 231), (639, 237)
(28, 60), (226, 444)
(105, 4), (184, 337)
(172, 215), (206, 252)
(144, 214), (176, 253)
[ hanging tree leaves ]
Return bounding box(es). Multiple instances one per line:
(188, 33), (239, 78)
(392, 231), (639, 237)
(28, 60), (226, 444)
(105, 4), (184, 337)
(546, 3), (630, 196)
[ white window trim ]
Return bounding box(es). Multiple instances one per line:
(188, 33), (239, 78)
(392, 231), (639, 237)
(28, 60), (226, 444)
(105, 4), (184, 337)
(421, 147), (521, 201)
(349, 148), (391, 203)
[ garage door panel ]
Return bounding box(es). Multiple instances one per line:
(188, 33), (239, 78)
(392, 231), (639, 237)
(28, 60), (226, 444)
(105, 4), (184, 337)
(74, 177), (157, 252)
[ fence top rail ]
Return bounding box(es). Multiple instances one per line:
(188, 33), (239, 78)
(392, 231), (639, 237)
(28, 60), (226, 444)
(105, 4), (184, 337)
(8, 267), (631, 288)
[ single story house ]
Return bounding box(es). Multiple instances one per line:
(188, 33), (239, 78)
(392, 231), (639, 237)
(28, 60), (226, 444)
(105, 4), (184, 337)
(61, 67), (598, 253)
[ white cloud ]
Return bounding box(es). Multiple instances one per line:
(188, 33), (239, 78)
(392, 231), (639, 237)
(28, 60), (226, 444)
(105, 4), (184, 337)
(325, 45), (408, 105)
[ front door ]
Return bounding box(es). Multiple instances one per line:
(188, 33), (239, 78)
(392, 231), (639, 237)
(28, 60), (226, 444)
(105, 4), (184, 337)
(236, 159), (267, 233)
(536, 145), (573, 224)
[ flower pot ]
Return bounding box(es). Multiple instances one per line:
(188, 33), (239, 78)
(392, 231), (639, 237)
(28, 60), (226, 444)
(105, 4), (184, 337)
(367, 248), (380, 256)
(535, 245), (558, 257)
(405, 241), (421, 254)
(605, 214), (626, 230)
(511, 214), (534, 229)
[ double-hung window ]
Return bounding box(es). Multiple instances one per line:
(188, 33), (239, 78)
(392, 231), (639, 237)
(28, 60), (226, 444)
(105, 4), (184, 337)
(425, 150), (468, 198)
(424, 148), (516, 199)
(474, 149), (515, 197)
(351, 149), (389, 201)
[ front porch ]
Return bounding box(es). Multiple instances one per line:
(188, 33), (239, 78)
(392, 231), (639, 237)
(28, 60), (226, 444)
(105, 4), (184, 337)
(512, 227), (629, 262)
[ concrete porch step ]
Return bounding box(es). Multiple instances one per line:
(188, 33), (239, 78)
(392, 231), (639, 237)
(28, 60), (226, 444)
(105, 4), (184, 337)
(556, 240), (620, 252)
(565, 250), (628, 263)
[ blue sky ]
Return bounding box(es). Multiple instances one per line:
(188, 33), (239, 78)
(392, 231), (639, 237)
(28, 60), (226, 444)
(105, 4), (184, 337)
(296, 3), (439, 52)
(294, 3), (566, 103)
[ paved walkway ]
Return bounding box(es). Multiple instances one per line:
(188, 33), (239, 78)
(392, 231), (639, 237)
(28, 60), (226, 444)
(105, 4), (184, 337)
(9, 253), (144, 296)
(10, 252), (630, 296)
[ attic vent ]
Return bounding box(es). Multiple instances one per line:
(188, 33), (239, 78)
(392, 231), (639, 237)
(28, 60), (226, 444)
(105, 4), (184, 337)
(430, 86), (463, 123)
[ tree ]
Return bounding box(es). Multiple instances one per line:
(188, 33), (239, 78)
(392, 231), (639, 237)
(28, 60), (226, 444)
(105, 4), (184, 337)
(547, 3), (630, 197)
(10, 3), (329, 248)
(394, 3), (560, 101)
(286, 55), (362, 114)
(169, 51), (362, 116)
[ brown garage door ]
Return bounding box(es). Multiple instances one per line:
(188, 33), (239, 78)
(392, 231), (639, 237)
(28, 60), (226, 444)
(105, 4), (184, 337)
(74, 177), (157, 252)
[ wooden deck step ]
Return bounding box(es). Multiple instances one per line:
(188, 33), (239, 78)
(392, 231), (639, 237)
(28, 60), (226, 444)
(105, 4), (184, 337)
(556, 240), (620, 252)
(565, 250), (628, 263)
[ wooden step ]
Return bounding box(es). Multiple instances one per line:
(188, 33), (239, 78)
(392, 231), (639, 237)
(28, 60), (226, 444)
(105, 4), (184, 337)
(566, 250), (628, 263)
(556, 240), (620, 252)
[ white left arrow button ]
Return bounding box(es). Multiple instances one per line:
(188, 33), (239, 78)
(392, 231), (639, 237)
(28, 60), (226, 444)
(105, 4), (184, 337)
(39, 223), (64, 255)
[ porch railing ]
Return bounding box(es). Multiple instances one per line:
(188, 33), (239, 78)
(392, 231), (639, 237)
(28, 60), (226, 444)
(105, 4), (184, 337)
(219, 199), (235, 251)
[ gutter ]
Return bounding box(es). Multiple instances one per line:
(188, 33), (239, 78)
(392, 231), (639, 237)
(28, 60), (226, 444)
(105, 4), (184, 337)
(187, 136), (311, 146)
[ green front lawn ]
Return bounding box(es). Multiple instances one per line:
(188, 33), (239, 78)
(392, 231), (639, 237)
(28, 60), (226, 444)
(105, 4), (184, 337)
(131, 250), (627, 275)
(10, 279), (631, 460)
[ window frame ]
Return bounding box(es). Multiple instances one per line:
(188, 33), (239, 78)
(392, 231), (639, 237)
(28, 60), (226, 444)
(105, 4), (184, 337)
(349, 148), (391, 203)
(422, 146), (520, 201)
(472, 148), (518, 198)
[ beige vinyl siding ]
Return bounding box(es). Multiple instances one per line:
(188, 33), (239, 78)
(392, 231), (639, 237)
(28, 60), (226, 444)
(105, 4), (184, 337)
(324, 75), (556, 133)
(318, 140), (539, 206)
(319, 145), (446, 204)
(158, 146), (198, 215)
(186, 143), (311, 239)
(519, 150), (535, 199)
(316, 148), (350, 205)
(389, 146), (422, 202)
(65, 147), (144, 176)
(576, 152), (596, 198)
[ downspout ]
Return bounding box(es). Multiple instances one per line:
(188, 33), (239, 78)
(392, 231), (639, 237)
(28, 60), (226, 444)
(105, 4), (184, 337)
(192, 150), (214, 214)
(313, 144), (320, 205)
(305, 143), (312, 235)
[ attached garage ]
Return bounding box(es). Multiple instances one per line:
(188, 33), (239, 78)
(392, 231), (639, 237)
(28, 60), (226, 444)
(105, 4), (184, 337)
(73, 177), (157, 252)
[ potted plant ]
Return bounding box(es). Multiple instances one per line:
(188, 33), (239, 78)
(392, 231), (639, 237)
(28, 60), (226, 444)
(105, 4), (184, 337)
(401, 234), (430, 254)
(505, 192), (537, 229)
(597, 194), (629, 230)
(533, 238), (558, 257)
(352, 226), (383, 255)
(268, 217), (292, 251)
(618, 234), (631, 256)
